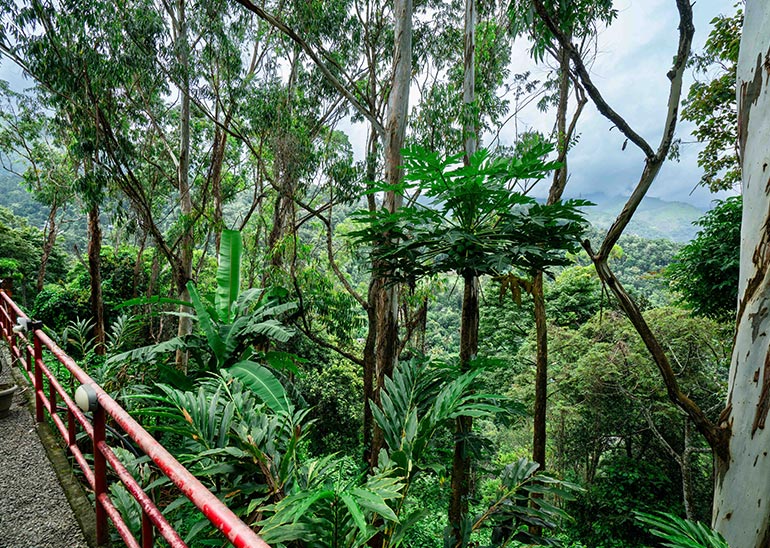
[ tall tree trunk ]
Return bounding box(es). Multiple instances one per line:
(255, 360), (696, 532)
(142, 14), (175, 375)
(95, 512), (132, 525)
(712, 3), (770, 544)
(681, 419), (696, 522)
(461, 0), (476, 163)
(132, 231), (147, 298)
(532, 42), (571, 473)
(37, 199), (59, 292)
(368, 0), (412, 471)
(450, 273), (479, 545)
(175, 0), (193, 370)
(210, 111), (232, 255)
(88, 203), (105, 355)
(363, 131), (380, 468)
(531, 271), (548, 467)
(450, 2), (477, 543)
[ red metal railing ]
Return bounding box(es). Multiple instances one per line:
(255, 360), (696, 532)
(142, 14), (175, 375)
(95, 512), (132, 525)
(0, 288), (271, 548)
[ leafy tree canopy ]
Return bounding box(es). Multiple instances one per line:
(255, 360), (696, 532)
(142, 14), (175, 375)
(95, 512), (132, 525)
(668, 196), (741, 320)
(351, 143), (590, 283)
(681, 5), (742, 192)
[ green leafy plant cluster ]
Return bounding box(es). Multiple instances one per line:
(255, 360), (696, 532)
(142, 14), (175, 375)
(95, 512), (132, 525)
(668, 196), (741, 320)
(352, 144), (589, 283)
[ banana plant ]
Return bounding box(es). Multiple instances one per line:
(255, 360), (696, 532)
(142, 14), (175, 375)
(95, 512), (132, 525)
(109, 230), (296, 410)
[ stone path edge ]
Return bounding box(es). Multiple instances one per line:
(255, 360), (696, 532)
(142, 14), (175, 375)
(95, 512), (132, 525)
(12, 367), (98, 548)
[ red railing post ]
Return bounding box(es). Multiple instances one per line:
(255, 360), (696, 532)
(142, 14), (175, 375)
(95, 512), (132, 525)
(0, 290), (273, 548)
(9, 302), (18, 367)
(33, 335), (44, 423)
(0, 288), (6, 336)
(49, 383), (57, 418)
(142, 510), (154, 548)
(68, 408), (77, 448)
(94, 404), (108, 546)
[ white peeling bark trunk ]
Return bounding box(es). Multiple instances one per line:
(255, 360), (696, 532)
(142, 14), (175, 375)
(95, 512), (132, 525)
(370, 0), (412, 470)
(712, 3), (770, 545)
(462, 0), (476, 161)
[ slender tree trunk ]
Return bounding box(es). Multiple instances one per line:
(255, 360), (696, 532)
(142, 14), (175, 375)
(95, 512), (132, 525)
(450, 5), (477, 543)
(450, 273), (479, 545)
(532, 44), (572, 473)
(713, 3), (770, 544)
(363, 131), (380, 468)
(210, 111), (231, 255)
(88, 203), (105, 355)
(266, 167), (297, 269)
(175, 0), (193, 370)
(132, 231), (147, 298)
(37, 200), (59, 292)
(532, 272), (548, 467)
(368, 0), (412, 471)
(461, 0), (476, 163)
(681, 419), (696, 522)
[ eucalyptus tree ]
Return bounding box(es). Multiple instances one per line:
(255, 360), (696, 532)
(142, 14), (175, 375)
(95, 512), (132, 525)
(526, 0), (736, 472)
(231, 0), (415, 470)
(409, 1), (513, 157)
(712, 2), (770, 545)
(0, 0), (291, 364)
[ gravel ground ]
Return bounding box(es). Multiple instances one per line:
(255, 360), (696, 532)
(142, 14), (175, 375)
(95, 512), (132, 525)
(0, 350), (89, 548)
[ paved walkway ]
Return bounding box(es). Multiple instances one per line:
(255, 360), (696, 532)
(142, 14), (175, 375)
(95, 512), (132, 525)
(0, 350), (90, 548)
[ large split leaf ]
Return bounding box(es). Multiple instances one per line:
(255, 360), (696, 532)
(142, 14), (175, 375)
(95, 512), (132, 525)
(229, 360), (290, 413)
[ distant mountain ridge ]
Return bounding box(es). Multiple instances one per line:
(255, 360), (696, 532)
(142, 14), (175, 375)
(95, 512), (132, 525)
(570, 192), (706, 243)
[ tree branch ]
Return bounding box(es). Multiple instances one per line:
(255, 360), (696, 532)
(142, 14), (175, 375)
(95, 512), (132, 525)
(530, 0), (655, 158)
(232, 0), (386, 138)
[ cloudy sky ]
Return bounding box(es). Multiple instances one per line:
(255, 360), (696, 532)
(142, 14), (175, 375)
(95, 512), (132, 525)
(519, 0), (736, 209)
(0, 0), (736, 209)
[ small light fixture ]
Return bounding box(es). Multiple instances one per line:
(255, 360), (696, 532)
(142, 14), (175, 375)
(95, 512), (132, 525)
(13, 317), (31, 334)
(12, 317), (42, 334)
(75, 384), (99, 412)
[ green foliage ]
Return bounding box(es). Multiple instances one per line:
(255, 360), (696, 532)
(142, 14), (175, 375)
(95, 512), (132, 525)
(352, 144), (589, 282)
(63, 317), (95, 358)
(0, 206), (67, 305)
(299, 360), (363, 455)
(545, 265), (603, 328)
(65, 244), (154, 327)
(508, 0), (617, 62)
(31, 285), (90, 333)
(110, 233), (298, 390)
(567, 456), (677, 548)
(111, 283), (297, 381)
(635, 512), (728, 548)
(132, 371), (309, 530)
(215, 229), (242, 324)
(681, 6), (742, 191)
(471, 458), (582, 547)
(668, 196), (741, 320)
(508, 306), (731, 546)
(258, 457), (403, 548)
(577, 227), (681, 307)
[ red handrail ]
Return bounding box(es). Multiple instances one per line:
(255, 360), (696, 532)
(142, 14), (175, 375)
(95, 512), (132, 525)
(0, 289), (271, 548)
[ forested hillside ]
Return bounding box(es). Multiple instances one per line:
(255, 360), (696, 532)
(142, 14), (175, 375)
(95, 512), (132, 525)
(0, 0), (747, 547)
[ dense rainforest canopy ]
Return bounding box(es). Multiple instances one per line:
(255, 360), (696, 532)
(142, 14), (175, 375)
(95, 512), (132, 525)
(0, 0), (751, 547)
